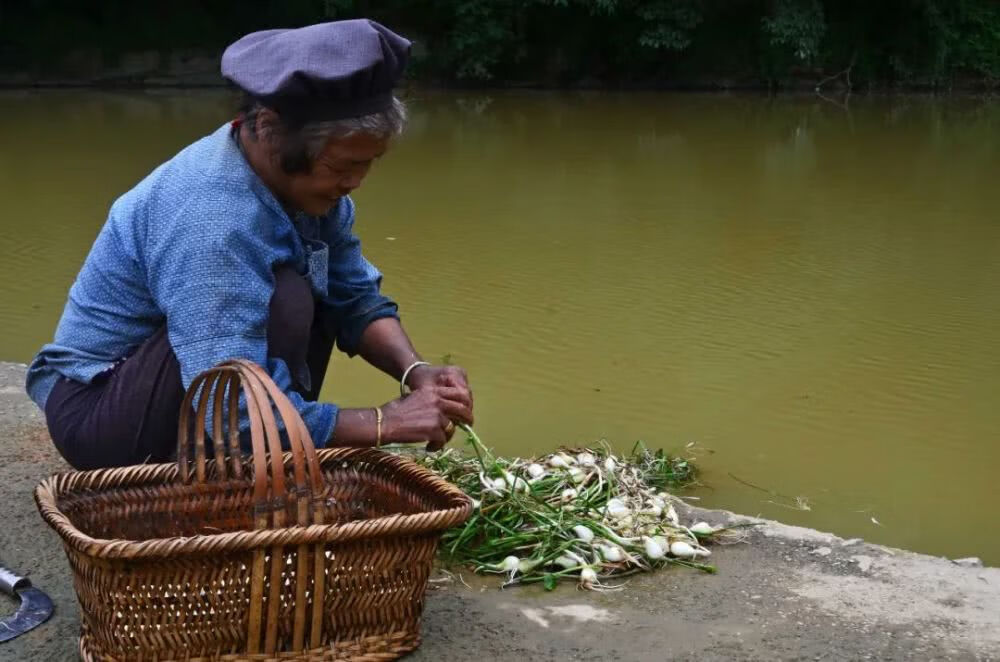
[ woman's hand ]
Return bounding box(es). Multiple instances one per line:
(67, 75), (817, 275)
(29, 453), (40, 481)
(381, 382), (474, 451)
(407, 364), (471, 398)
(327, 363), (473, 450)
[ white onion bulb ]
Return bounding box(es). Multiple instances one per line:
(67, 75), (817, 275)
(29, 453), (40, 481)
(501, 556), (520, 571)
(643, 536), (666, 560)
(548, 454), (571, 469)
(526, 463), (546, 479)
(606, 498), (630, 519)
(670, 541), (709, 558)
(599, 545), (624, 562)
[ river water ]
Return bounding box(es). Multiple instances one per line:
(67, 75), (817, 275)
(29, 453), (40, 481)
(1, 89), (998, 564)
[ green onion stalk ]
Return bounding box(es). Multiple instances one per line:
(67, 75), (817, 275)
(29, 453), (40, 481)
(407, 424), (749, 591)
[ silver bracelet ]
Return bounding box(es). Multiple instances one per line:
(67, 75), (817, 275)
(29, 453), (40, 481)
(399, 361), (431, 396)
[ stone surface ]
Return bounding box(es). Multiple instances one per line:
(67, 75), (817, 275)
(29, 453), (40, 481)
(954, 557), (985, 568)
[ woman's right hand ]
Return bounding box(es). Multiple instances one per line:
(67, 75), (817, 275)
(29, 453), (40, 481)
(380, 385), (474, 451)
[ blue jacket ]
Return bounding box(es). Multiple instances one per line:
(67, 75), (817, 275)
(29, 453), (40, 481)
(26, 124), (398, 445)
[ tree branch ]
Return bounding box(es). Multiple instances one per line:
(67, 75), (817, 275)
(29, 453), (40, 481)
(815, 50), (858, 92)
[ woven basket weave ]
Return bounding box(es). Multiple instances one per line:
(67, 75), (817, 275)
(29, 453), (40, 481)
(35, 359), (472, 661)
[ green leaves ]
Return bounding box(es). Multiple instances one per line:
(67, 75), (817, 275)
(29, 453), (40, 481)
(10, 1), (1000, 87)
(637, 0), (705, 52)
(762, 0), (826, 63)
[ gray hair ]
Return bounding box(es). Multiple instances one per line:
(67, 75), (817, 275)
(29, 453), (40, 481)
(239, 95), (407, 174)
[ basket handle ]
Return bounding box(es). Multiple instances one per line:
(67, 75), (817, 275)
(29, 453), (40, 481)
(176, 360), (324, 525)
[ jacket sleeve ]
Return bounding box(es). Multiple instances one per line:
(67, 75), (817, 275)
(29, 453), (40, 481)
(321, 196), (399, 356)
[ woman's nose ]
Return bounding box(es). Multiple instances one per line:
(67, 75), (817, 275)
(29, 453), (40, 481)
(340, 170), (365, 191)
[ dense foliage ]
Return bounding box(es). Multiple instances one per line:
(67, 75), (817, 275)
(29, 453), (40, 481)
(3, 0), (998, 87)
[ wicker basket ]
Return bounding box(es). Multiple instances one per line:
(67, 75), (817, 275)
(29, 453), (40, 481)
(35, 359), (472, 661)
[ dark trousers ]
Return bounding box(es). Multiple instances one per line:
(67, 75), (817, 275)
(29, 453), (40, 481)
(45, 267), (335, 470)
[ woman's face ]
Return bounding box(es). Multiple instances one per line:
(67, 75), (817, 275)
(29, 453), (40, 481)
(281, 132), (389, 217)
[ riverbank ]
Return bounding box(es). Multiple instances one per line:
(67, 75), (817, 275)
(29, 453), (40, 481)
(3, 76), (996, 95)
(1, 52), (996, 93)
(2, 361), (997, 660)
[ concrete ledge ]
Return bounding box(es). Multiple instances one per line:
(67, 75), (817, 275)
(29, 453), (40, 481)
(2, 362), (997, 660)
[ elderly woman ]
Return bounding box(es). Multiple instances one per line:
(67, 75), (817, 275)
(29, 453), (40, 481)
(26, 20), (473, 470)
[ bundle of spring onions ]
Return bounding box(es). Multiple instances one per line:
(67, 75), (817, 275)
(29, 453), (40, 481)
(415, 425), (741, 591)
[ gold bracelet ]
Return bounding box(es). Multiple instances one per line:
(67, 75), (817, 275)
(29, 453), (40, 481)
(374, 406), (383, 448)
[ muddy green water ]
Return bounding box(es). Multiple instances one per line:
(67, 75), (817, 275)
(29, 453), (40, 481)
(2, 90), (998, 564)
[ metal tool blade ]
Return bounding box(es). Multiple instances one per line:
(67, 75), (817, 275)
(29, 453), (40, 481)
(0, 568), (54, 642)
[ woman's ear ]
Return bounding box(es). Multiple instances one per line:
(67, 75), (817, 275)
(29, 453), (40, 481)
(254, 107), (280, 143)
